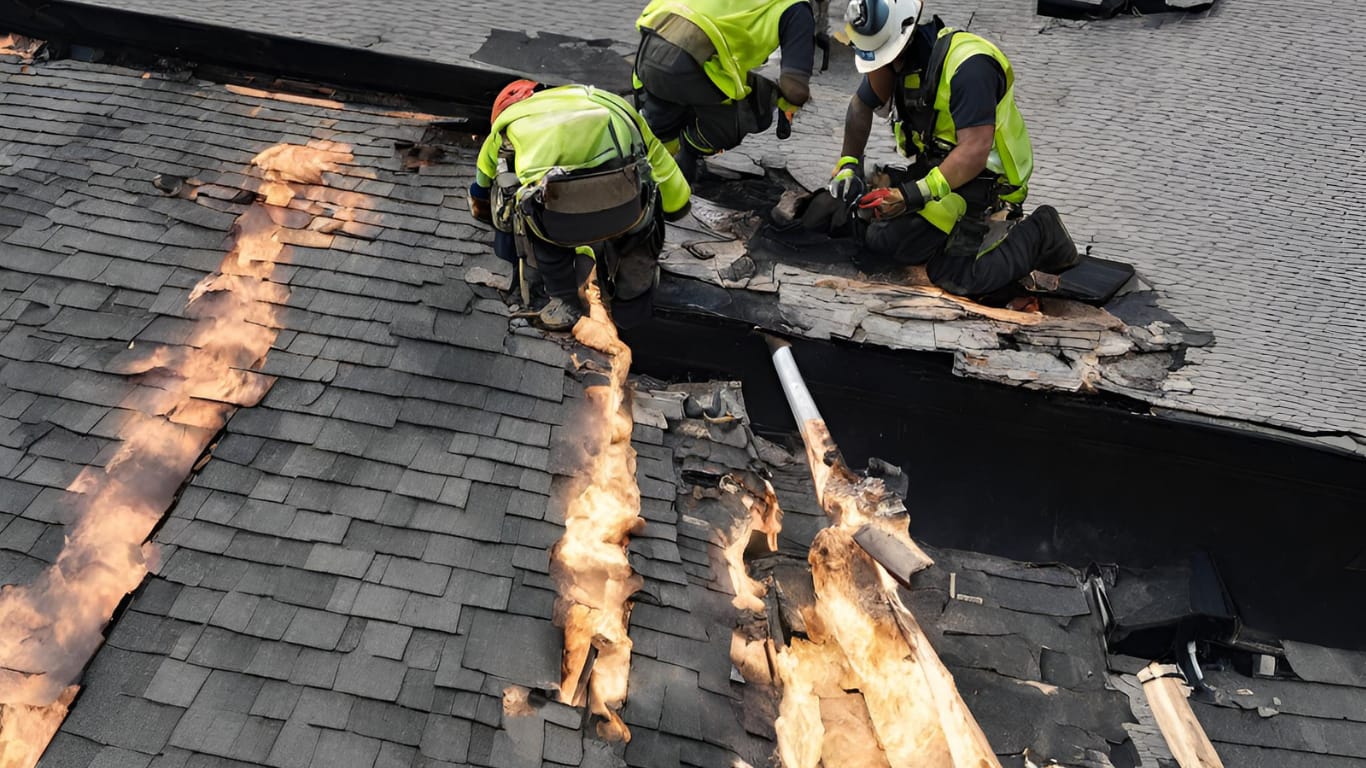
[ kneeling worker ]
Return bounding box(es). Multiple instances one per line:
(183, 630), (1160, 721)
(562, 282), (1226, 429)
(830, 0), (1080, 298)
(468, 80), (691, 330)
(634, 0), (816, 179)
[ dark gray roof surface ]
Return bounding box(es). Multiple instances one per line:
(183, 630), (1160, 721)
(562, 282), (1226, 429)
(54, 0), (1366, 448)
(1189, 644), (1366, 767)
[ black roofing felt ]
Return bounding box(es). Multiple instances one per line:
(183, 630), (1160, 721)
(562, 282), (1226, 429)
(3, 45), (1366, 768)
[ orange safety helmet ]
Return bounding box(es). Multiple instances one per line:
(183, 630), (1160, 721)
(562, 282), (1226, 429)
(491, 79), (539, 122)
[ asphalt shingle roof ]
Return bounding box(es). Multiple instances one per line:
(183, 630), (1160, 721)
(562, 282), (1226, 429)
(4, 4), (1366, 767)
(49, 0), (1366, 446)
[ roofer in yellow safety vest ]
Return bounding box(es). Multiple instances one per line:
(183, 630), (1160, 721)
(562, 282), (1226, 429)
(468, 81), (692, 331)
(634, 0), (817, 180)
(815, 0), (1081, 298)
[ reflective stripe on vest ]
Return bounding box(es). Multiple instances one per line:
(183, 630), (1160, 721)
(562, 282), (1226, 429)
(637, 0), (809, 101)
(896, 29), (1034, 234)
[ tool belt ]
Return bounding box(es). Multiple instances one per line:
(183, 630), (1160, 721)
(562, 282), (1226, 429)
(492, 140), (522, 235)
(521, 156), (655, 247)
(494, 141), (654, 251)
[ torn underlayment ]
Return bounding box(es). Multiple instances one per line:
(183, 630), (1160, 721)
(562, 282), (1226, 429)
(658, 194), (1211, 401)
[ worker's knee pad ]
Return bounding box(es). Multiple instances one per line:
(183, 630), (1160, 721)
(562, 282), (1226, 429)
(604, 215), (664, 302)
(638, 96), (689, 143)
(687, 97), (770, 154)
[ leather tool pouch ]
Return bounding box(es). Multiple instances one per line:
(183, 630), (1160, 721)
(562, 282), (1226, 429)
(525, 157), (652, 247)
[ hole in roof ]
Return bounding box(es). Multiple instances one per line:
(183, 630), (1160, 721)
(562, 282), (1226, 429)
(393, 122), (482, 172)
(1037, 0), (1217, 21)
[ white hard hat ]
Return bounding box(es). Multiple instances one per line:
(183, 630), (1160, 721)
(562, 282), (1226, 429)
(844, 0), (923, 73)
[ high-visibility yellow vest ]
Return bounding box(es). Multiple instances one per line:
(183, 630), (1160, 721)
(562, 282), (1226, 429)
(636, 0), (809, 101)
(895, 29), (1034, 234)
(475, 85), (690, 215)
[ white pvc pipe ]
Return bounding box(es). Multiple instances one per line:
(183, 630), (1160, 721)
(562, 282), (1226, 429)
(767, 337), (823, 428)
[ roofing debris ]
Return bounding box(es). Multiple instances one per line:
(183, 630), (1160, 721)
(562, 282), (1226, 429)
(659, 196), (1212, 399)
(0, 34), (41, 61)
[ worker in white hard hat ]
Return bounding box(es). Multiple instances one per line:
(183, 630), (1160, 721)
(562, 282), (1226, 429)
(818, 0), (1082, 299)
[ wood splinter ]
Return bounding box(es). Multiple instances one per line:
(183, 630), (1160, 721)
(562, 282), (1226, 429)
(766, 336), (1001, 768)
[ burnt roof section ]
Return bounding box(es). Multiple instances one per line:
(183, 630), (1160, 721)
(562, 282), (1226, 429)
(756, 430), (1139, 766)
(656, 193), (1212, 403)
(1189, 650), (1366, 767)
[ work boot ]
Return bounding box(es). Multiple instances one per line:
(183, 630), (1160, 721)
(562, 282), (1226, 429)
(1029, 205), (1082, 273)
(535, 296), (583, 332)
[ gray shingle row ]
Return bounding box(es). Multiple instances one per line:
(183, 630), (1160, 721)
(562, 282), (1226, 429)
(0, 53), (603, 768)
(67, 0), (1361, 440)
(6, 5), (1361, 764)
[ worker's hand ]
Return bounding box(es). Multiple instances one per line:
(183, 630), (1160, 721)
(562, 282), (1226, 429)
(827, 156), (863, 204)
(897, 181), (925, 214)
(468, 194), (492, 223)
(895, 166), (954, 216)
(664, 199), (691, 222)
(775, 97), (799, 140)
(858, 187), (906, 218)
(899, 167), (951, 215)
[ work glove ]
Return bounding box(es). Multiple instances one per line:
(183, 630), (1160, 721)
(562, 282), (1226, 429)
(896, 166), (952, 215)
(468, 194), (492, 224)
(827, 156), (864, 205)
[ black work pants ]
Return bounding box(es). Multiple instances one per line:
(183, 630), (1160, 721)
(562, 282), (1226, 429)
(635, 33), (774, 154)
(494, 209), (665, 327)
(864, 210), (1049, 298)
(494, 230), (579, 301)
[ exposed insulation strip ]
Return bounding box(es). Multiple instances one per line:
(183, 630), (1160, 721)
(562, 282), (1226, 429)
(0, 142), (353, 768)
(550, 285), (644, 742)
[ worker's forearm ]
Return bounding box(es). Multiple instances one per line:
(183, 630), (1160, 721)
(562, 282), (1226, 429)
(936, 149), (988, 189)
(840, 95), (874, 160)
(778, 72), (810, 107)
(934, 127), (994, 190)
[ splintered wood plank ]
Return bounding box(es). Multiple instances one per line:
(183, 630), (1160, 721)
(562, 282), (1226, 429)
(809, 527), (1000, 767)
(1140, 663), (1225, 768)
(768, 338), (1001, 767)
